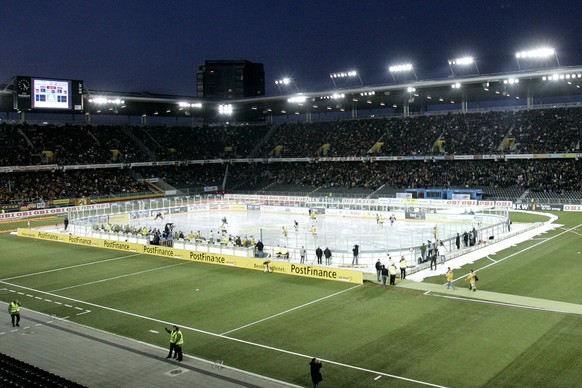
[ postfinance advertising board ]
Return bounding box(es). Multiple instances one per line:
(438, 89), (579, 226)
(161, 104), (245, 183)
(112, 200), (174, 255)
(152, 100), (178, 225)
(17, 229), (362, 284)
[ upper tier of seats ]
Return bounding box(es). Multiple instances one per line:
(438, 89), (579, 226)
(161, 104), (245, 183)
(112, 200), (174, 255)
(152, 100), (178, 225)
(1, 106), (580, 166)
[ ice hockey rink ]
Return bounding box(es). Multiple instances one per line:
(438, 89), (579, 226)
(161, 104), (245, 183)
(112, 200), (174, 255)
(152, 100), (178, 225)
(126, 208), (499, 265)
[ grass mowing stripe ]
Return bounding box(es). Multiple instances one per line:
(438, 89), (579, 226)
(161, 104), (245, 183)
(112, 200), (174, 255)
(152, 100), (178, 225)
(426, 291), (576, 314)
(0, 253), (143, 281)
(1, 279), (445, 387)
(402, 282), (582, 315)
(220, 284), (363, 335)
(48, 261), (190, 292)
(452, 223), (581, 280)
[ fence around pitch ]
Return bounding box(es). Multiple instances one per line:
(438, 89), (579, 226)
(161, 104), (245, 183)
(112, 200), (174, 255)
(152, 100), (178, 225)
(66, 195), (512, 270)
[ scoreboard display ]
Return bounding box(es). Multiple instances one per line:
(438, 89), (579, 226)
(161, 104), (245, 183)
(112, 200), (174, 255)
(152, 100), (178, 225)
(15, 76), (84, 112)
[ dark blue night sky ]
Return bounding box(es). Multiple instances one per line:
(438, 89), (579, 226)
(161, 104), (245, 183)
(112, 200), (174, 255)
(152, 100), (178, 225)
(2, 0), (581, 96)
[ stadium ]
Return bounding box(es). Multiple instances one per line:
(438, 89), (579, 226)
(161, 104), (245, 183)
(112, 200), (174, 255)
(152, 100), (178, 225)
(1, 36), (582, 388)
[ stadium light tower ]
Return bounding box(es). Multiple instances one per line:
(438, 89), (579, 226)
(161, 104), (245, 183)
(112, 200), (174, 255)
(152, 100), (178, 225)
(275, 77), (299, 94)
(388, 63), (417, 82)
(329, 70), (363, 88)
(448, 56), (479, 77)
(515, 47), (559, 70)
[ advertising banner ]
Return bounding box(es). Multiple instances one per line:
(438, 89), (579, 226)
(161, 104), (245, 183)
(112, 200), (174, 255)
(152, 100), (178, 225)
(16, 229), (363, 284)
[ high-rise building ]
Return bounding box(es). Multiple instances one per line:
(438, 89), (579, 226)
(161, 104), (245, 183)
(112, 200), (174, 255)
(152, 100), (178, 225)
(196, 60), (265, 99)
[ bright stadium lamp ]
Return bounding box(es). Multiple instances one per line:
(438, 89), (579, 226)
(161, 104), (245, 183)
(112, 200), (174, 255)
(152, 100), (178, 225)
(388, 63), (417, 81)
(329, 70), (363, 87)
(218, 104), (233, 115)
(275, 77), (299, 94)
(515, 47), (559, 70)
(448, 56), (479, 77)
(287, 95), (307, 104)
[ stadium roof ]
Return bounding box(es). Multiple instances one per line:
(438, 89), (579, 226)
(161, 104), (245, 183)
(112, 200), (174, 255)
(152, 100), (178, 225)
(1, 66), (582, 123)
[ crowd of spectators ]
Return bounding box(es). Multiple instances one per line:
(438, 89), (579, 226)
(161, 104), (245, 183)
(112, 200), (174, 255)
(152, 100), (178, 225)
(2, 158), (579, 205)
(133, 164), (226, 189)
(129, 124), (271, 161)
(224, 159), (582, 195)
(1, 107), (580, 166)
(1, 106), (581, 204)
(0, 170), (149, 204)
(511, 107), (582, 153)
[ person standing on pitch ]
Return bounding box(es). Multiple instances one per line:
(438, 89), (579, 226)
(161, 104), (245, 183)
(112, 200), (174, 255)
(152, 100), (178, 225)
(389, 262), (398, 285)
(375, 259), (382, 282)
(399, 256), (407, 280)
(300, 246), (306, 264)
(352, 244), (359, 265)
(173, 326), (184, 361)
(381, 265), (389, 288)
(466, 269), (477, 291)
(445, 267), (456, 289)
(430, 250), (438, 271)
(310, 357), (323, 388)
(323, 247), (332, 265)
(165, 325), (178, 359)
(315, 247), (323, 265)
(438, 240), (447, 265)
(9, 300), (21, 327)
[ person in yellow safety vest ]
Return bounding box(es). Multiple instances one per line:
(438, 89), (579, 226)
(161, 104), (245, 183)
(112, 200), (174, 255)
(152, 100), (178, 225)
(445, 267), (456, 290)
(389, 263), (398, 285)
(466, 269), (478, 291)
(165, 325), (178, 359)
(174, 326), (184, 362)
(9, 300), (21, 327)
(399, 256), (407, 280)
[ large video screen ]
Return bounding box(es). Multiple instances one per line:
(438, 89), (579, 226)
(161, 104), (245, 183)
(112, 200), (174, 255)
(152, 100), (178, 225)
(32, 78), (72, 110)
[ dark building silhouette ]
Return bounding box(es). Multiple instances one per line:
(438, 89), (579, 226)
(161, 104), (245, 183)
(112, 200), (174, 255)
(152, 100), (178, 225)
(196, 60), (265, 99)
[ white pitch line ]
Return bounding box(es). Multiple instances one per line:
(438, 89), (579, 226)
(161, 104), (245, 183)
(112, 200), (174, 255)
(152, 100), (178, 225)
(485, 256), (497, 262)
(5, 289), (92, 316)
(0, 253), (143, 281)
(220, 284), (363, 336)
(0, 280), (443, 387)
(48, 262), (189, 292)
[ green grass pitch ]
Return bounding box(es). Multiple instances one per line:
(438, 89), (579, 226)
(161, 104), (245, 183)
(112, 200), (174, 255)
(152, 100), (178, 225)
(1, 211), (581, 387)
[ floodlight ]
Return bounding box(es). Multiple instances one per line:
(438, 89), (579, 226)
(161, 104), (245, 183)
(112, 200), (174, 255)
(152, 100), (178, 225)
(275, 78), (291, 85)
(388, 63), (417, 81)
(389, 64), (413, 73)
(287, 95), (307, 103)
(448, 56), (474, 66)
(329, 70), (363, 87)
(515, 47), (555, 59)
(503, 78), (519, 85)
(89, 97), (124, 105)
(515, 47), (559, 70)
(448, 56), (479, 77)
(218, 104), (233, 115)
(275, 77), (298, 93)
